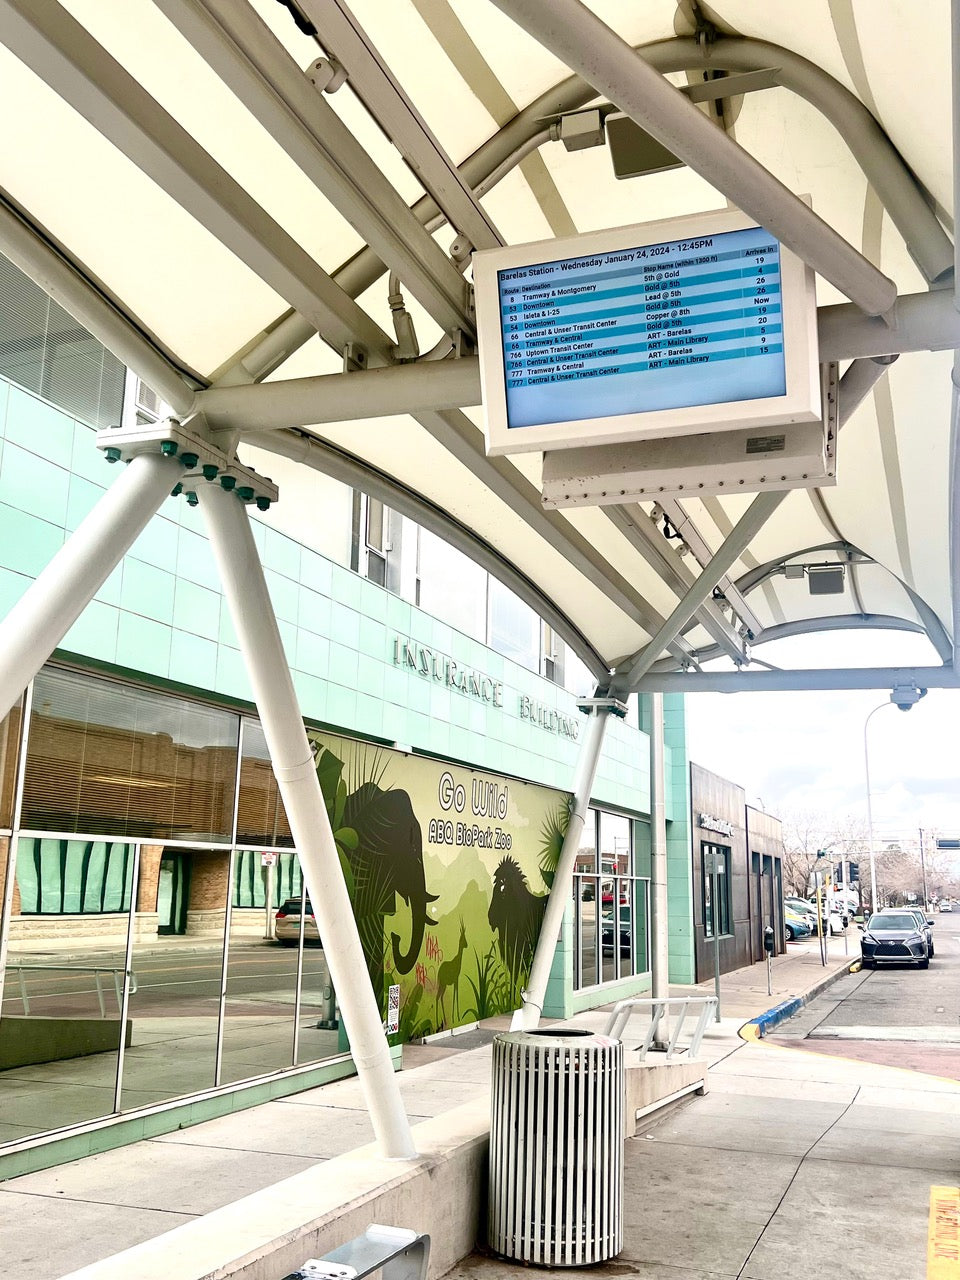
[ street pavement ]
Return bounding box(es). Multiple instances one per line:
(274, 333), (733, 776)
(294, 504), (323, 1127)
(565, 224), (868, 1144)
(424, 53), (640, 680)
(2, 928), (957, 1279)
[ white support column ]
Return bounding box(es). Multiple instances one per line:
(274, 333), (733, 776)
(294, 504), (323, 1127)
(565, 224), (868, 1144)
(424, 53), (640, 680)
(512, 705), (611, 1031)
(0, 452), (182, 723)
(649, 693), (669, 1002)
(196, 482), (417, 1159)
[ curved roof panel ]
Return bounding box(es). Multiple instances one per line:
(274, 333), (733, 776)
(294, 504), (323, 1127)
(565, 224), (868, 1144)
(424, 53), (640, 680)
(0, 0), (955, 693)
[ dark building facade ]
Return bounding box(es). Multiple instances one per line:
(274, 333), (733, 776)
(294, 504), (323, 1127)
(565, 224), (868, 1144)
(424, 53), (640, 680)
(690, 763), (785, 982)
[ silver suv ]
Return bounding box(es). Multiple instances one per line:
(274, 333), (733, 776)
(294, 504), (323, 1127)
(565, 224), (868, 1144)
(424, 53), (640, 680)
(879, 906), (934, 957)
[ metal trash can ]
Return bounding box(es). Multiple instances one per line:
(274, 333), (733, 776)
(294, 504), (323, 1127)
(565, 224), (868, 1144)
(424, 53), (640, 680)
(488, 1028), (623, 1266)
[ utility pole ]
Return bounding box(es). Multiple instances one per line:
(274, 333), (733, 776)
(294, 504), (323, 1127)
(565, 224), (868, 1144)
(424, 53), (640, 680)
(919, 827), (929, 910)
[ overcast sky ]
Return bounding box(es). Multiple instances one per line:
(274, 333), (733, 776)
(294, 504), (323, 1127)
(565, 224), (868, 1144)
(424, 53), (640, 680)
(683, 630), (960, 846)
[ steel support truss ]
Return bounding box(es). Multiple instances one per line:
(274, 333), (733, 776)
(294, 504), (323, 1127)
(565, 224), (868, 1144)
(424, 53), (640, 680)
(0, 425), (418, 1160)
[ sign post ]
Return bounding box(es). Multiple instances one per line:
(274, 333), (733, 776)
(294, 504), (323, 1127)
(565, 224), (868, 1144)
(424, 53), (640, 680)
(260, 851), (278, 940)
(704, 850), (722, 1022)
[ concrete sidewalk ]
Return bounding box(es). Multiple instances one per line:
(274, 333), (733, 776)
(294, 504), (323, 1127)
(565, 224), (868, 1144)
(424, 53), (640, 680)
(3, 934), (928, 1280)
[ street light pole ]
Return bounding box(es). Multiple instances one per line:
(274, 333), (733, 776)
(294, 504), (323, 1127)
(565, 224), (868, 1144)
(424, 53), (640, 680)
(863, 685), (926, 914)
(863, 700), (891, 914)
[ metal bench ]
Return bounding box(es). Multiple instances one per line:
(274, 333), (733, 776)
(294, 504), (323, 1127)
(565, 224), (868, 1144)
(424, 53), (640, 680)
(604, 995), (718, 1059)
(283, 1225), (430, 1280)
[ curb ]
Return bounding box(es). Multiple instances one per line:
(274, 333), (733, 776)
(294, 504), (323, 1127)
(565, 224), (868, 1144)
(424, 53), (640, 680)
(741, 958), (859, 1040)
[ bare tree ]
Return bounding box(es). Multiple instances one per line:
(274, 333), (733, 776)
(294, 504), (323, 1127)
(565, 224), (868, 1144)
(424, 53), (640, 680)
(780, 811), (869, 899)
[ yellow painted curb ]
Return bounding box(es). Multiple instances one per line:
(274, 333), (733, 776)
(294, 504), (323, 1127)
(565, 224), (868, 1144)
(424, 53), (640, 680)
(928, 1186), (960, 1277)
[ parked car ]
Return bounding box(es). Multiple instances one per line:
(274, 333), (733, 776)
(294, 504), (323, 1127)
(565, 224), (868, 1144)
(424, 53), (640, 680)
(859, 911), (929, 969)
(785, 896), (817, 927)
(784, 906), (813, 941)
(879, 905), (934, 957)
(941, 899), (953, 913)
(274, 897), (322, 946)
(788, 896), (846, 935)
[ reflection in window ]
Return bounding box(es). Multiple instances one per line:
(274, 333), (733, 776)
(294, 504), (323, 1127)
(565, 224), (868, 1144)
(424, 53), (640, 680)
(15, 837), (133, 913)
(573, 809), (648, 989)
(236, 719), (293, 848)
(488, 578), (539, 673)
(416, 528), (487, 638)
(0, 701), (22, 829)
(21, 669), (239, 841)
(232, 850), (302, 908)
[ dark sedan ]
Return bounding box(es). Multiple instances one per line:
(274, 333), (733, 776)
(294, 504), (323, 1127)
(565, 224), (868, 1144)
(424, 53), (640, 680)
(860, 912), (929, 969)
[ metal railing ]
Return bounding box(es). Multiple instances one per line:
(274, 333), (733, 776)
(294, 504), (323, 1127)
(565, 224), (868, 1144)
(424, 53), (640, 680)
(603, 995), (718, 1060)
(12, 964), (136, 1018)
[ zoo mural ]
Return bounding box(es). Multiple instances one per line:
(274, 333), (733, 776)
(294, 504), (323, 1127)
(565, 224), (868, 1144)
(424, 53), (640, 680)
(306, 729), (570, 1039)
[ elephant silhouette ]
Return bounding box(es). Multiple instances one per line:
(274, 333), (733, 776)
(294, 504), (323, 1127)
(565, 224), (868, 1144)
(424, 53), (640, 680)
(488, 856), (547, 986)
(342, 782), (439, 1006)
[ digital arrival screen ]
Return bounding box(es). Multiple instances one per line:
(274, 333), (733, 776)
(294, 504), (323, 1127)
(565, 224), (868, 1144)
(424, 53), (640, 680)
(497, 225), (786, 431)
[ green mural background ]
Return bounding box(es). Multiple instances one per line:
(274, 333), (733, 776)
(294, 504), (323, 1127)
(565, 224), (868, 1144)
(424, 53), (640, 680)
(306, 729), (570, 1038)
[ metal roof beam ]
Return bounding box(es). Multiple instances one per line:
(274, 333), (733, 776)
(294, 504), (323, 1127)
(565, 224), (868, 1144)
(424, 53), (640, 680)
(243, 428), (608, 680)
(198, 357), (479, 429)
(635, 665), (960, 693)
(0, 0), (393, 363)
(656, 498), (764, 640)
(297, 0), (503, 252)
(648, 614), (933, 671)
(0, 192), (196, 416)
(410, 405), (692, 658)
(200, 287), (960, 425)
(155, 0), (475, 340)
(601, 505), (748, 662)
(212, 28), (947, 386)
(489, 1), (897, 315)
(610, 490), (785, 694)
(820, 290), (960, 360)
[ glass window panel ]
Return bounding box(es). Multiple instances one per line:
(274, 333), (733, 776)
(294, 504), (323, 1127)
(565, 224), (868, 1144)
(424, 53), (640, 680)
(221, 860), (299, 1084)
(366, 496), (385, 552)
(0, 701), (22, 829)
(236, 719), (293, 848)
(21, 669), (239, 841)
(1, 838), (130, 1143)
(15, 837), (135, 915)
(0, 256), (124, 429)
(121, 847), (224, 1109)
(416, 530), (487, 639)
(599, 811), (632, 877)
(296, 921), (340, 1066)
(232, 849), (302, 908)
(488, 579), (539, 672)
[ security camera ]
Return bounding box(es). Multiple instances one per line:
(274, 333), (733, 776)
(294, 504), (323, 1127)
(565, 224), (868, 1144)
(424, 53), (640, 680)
(890, 684), (925, 711)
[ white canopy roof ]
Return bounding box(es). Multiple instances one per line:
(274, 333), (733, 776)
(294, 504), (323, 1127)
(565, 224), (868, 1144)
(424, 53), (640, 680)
(1, 0), (956, 694)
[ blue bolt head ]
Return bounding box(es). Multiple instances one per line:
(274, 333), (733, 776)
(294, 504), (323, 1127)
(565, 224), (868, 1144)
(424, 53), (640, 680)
(256, 496), (271, 511)
(201, 464), (218, 481)
(186, 491), (199, 507)
(105, 447), (122, 464)
(171, 483), (183, 497)
(180, 452), (199, 470)
(160, 441), (179, 457)
(220, 475), (236, 491)
(237, 486), (254, 501)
